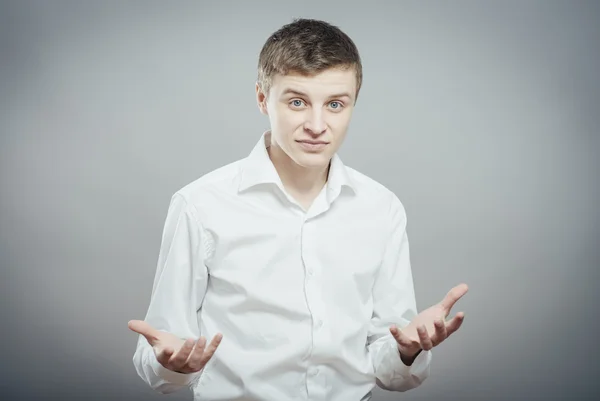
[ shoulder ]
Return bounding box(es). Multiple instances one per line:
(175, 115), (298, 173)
(345, 165), (408, 228)
(346, 166), (407, 212)
(167, 157), (246, 216)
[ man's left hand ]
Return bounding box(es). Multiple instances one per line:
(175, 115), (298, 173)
(390, 283), (468, 363)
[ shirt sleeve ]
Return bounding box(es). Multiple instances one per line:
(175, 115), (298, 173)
(132, 192), (210, 394)
(367, 193), (432, 392)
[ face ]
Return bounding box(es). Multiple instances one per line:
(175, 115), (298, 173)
(256, 67), (357, 169)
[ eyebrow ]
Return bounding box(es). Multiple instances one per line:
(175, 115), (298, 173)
(281, 88), (353, 100)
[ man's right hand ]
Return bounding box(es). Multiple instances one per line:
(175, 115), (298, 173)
(128, 320), (223, 374)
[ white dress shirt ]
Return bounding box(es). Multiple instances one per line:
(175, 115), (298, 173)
(133, 131), (432, 401)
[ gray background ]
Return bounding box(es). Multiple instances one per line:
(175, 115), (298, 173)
(1, 0), (598, 400)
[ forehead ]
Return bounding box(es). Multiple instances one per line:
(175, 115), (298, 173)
(271, 68), (357, 98)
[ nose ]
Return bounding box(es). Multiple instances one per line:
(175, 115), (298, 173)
(304, 109), (327, 135)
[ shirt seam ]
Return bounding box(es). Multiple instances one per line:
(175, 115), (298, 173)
(173, 192), (215, 264)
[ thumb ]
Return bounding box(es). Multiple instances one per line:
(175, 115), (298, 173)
(439, 283), (469, 313)
(128, 320), (160, 346)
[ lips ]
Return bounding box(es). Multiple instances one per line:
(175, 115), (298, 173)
(296, 140), (329, 145)
(296, 140), (329, 152)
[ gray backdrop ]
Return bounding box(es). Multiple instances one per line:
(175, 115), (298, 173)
(1, 1), (598, 400)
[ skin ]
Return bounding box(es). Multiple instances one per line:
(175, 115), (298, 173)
(256, 67), (357, 210)
(128, 66), (468, 373)
(391, 283), (468, 365)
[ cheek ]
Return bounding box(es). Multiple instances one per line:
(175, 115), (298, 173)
(275, 108), (304, 129)
(269, 109), (302, 145)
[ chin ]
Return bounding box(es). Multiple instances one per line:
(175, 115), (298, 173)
(293, 151), (332, 169)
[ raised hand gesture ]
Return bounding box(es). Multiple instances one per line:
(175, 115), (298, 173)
(128, 320), (223, 374)
(390, 283), (468, 361)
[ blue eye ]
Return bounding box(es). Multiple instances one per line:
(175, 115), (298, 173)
(291, 99), (304, 107)
(330, 101), (342, 109)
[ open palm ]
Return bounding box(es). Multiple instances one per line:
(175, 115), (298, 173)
(128, 320), (223, 374)
(390, 283), (468, 359)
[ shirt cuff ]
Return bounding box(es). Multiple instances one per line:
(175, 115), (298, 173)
(389, 337), (432, 379)
(149, 354), (203, 387)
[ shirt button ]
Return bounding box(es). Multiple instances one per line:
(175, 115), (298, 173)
(315, 319), (323, 328)
(307, 268), (313, 276)
(309, 367), (319, 377)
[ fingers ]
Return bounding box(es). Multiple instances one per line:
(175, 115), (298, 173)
(417, 325), (433, 351)
(439, 283), (469, 314)
(431, 318), (447, 346)
(186, 337), (208, 371)
(389, 325), (415, 349)
(445, 312), (465, 336)
(199, 333), (223, 367)
(128, 320), (160, 346)
(156, 346), (175, 367)
(169, 338), (196, 371)
(168, 333), (224, 374)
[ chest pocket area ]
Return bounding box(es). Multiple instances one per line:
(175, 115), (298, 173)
(318, 223), (384, 308)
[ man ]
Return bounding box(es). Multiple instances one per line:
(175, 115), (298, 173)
(128, 18), (468, 401)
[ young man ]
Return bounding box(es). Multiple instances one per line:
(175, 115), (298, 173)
(128, 18), (468, 401)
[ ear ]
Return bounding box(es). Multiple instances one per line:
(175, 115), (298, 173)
(255, 82), (268, 115)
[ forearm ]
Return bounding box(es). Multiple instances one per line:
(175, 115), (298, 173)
(368, 194), (432, 391)
(131, 193), (209, 393)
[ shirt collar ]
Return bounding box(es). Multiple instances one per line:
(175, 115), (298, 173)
(238, 131), (356, 196)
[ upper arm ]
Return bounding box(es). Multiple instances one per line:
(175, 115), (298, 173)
(369, 194), (418, 342)
(144, 192), (210, 339)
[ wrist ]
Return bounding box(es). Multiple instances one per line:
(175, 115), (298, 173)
(398, 346), (422, 366)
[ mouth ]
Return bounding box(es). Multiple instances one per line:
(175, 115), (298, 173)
(296, 140), (329, 152)
(296, 140), (329, 145)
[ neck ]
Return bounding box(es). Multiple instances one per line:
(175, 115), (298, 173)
(267, 143), (329, 203)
